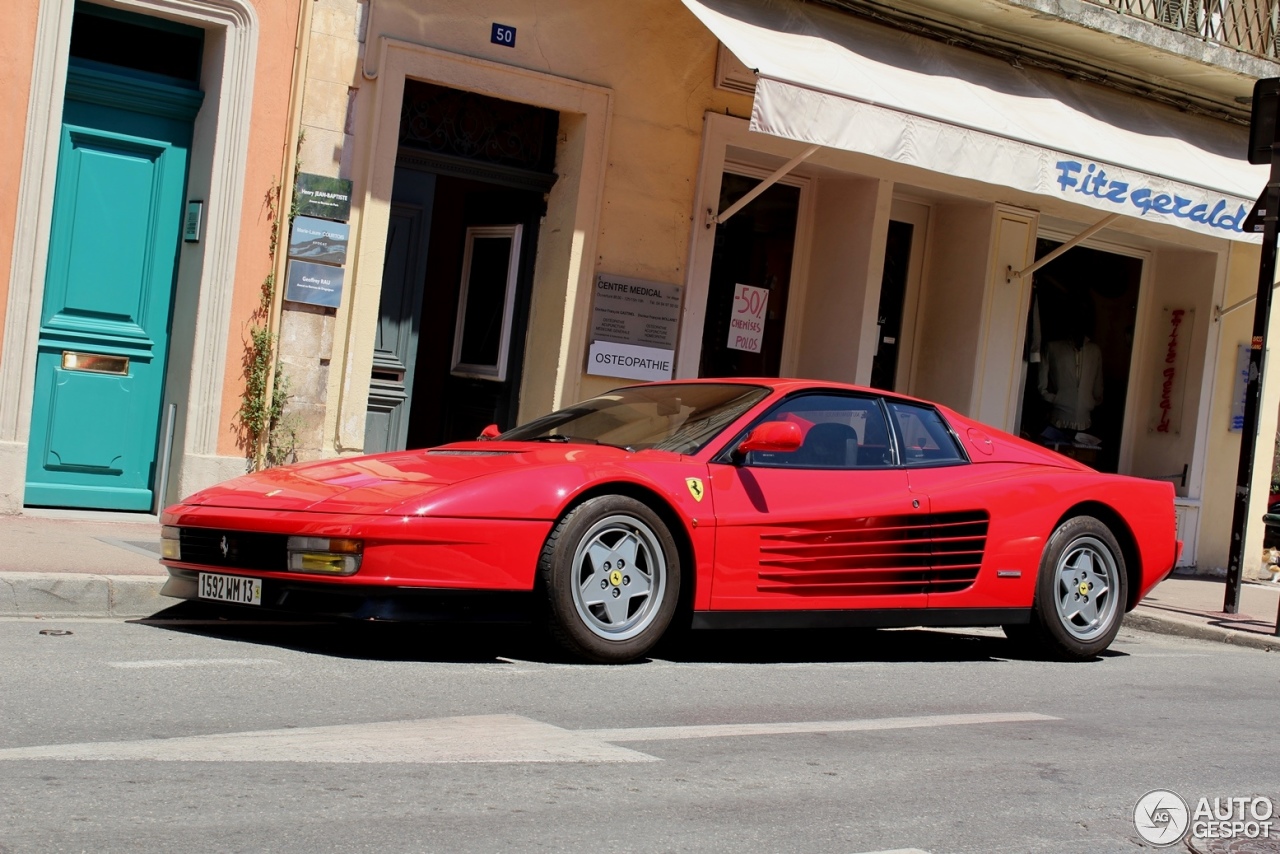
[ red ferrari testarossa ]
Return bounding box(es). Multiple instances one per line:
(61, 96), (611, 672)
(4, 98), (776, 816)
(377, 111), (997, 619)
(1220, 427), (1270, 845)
(160, 379), (1178, 662)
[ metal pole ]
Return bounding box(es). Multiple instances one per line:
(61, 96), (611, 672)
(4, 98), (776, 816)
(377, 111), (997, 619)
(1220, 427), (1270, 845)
(1224, 150), (1280, 614)
(154, 402), (177, 515)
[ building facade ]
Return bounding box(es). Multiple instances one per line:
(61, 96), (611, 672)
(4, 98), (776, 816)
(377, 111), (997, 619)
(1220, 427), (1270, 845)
(0, 0), (304, 515)
(5, 0), (1280, 579)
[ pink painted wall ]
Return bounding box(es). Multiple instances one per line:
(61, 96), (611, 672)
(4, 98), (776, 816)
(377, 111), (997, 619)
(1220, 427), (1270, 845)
(215, 0), (303, 457)
(0, 1), (42, 354)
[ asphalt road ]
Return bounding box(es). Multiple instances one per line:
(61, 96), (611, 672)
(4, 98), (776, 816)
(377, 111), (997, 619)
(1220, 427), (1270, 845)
(0, 606), (1276, 854)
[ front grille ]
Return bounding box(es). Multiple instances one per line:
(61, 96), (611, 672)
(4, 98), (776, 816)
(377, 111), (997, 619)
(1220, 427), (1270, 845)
(179, 528), (288, 572)
(757, 510), (990, 596)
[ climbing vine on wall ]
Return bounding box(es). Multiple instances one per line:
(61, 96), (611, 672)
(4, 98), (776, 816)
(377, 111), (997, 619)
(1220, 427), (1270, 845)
(238, 137), (302, 470)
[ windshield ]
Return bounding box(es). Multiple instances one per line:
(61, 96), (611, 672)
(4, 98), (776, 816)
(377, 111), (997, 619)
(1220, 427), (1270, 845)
(499, 383), (771, 454)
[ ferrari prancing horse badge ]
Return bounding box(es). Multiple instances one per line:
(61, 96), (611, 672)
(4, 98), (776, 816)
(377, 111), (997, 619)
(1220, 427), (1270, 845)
(686, 477), (704, 502)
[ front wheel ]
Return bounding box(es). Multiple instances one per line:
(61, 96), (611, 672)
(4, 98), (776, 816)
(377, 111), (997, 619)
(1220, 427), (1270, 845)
(539, 495), (681, 663)
(1017, 516), (1128, 660)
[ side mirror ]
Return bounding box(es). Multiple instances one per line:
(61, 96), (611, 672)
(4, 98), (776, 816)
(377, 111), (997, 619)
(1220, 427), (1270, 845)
(735, 421), (803, 458)
(478, 424), (501, 440)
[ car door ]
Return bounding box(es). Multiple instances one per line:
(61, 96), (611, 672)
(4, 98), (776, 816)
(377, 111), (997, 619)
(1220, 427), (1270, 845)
(888, 400), (1018, 609)
(707, 392), (929, 612)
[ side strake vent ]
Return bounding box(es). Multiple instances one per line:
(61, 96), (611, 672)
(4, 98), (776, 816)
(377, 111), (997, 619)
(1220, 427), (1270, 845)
(757, 511), (990, 596)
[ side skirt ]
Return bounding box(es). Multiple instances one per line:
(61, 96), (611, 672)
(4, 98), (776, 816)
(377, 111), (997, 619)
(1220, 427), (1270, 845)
(691, 608), (1033, 631)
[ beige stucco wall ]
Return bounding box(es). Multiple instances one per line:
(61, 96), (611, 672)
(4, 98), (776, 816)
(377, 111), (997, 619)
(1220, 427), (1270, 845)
(793, 177), (891, 385)
(911, 201), (994, 414)
(1198, 240), (1280, 575)
(1129, 247), (1218, 492)
(286, 0), (753, 455)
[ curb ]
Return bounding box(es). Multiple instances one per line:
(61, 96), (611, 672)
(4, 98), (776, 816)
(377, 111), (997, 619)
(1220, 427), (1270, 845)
(0, 573), (174, 618)
(1123, 610), (1280, 653)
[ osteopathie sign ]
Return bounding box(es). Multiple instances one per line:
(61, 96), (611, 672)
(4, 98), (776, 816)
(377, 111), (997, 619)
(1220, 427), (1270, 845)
(588, 341), (675, 382)
(587, 274), (682, 380)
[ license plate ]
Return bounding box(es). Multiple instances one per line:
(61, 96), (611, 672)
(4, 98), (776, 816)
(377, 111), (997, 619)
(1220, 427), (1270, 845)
(198, 572), (262, 606)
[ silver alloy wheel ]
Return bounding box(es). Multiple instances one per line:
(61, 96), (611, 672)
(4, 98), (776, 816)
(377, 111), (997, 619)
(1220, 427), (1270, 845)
(570, 513), (667, 642)
(1053, 535), (1120, 641)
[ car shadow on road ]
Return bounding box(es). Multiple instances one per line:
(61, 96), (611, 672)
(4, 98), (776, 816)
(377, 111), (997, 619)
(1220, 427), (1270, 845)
(132, 602), (1123, 665)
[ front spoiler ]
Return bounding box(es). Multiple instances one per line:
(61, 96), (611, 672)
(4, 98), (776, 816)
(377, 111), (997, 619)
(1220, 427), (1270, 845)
(162, 568), (535, 623)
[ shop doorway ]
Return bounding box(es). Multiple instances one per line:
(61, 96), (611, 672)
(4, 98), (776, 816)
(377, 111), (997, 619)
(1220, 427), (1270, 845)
(25, 5), (203, 510)
(1015, 238), (1143, 473)
(870, 200), (928, 393)
(364, 81), (557, 453)
(698, 172), (801, 378)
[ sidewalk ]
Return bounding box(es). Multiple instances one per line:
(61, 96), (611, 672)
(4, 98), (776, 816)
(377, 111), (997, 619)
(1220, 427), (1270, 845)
(1124, 572), (1280, 652)
(0, 512), (169, 618)
(0, 512), (1277, 650)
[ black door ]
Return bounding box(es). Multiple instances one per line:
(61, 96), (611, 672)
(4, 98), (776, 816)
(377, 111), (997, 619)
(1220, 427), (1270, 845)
(404, 178), (545, 447)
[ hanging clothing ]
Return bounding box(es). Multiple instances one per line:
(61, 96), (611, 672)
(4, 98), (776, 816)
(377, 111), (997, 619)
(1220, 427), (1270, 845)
(1027, 290), (1042, 363)
(1039, 337), (1103, 431)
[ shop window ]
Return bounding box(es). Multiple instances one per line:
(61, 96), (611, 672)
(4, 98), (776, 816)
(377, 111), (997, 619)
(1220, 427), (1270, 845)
(1016, 239), (1142, 473)
(699, 173), (800, 379)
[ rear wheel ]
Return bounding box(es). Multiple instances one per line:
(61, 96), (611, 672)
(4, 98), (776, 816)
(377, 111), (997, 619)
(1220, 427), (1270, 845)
(1012, 516), (1128, 660)
(539, 495), (680, 663)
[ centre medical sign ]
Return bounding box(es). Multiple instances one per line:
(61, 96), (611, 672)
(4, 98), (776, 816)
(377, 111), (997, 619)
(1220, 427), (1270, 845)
(587, 274), (683, 382)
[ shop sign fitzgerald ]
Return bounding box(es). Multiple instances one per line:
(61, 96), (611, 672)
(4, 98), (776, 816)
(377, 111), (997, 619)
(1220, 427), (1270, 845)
(1054, 160), (1249, 237)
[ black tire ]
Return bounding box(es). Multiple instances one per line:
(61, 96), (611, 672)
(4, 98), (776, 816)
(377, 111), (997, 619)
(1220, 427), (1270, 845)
(538, 495), (681, 663)
(1016, 516), (1128, 660)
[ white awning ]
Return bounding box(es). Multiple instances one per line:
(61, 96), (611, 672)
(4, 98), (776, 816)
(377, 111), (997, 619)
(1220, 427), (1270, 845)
(682, 0), (1266, 241)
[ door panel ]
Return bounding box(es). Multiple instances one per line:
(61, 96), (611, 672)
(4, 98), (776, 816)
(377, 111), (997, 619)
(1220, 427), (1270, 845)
(707, 391), (925, 611)
(365, 168), (435, 453)
(708, 465), (923, 610)
(25, 81), (196, 511)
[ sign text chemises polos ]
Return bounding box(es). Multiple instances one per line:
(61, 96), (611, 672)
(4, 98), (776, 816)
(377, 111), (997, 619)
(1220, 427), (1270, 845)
(728, 284), (768, 354)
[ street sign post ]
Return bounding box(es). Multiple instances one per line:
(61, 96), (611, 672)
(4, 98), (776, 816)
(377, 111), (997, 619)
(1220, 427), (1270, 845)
(1227, 77), (1280, 636)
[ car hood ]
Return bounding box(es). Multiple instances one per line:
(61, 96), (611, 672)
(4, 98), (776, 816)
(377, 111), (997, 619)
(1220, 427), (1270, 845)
(180, 443), (635, 514)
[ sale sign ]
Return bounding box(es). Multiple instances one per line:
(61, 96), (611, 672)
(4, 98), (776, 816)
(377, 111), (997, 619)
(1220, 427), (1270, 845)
(728, 283), (768, 353)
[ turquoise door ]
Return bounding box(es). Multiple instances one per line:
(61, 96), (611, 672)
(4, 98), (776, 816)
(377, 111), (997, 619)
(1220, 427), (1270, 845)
(25, 66), (202, 511)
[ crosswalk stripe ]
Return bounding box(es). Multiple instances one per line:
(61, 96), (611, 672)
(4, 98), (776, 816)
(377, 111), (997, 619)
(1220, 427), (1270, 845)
(0, 711), (1057, 764)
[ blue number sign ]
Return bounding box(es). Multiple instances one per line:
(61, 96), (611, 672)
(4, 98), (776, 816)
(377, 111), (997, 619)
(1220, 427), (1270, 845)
(491, 23), (516, 47)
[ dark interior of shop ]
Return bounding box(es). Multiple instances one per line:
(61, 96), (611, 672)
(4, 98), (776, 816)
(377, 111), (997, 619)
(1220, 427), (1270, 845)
(1017, 238), (1143, 473)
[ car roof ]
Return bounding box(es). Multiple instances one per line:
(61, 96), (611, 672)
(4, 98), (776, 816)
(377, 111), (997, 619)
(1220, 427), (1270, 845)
(623, 377), (941, 410)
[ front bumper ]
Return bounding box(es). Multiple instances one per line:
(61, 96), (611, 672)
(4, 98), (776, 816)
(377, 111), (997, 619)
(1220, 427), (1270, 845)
(162, 567), (535, 622)
(160, 504), (554, 591)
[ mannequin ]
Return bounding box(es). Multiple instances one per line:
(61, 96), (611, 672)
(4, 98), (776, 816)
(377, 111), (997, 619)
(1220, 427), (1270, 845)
(1038, 306), (1103, 434)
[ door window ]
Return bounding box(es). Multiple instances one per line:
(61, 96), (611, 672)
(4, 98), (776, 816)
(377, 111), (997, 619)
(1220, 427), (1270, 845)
(886, 402), (967, 466)
(742, 393), (895, 469)
(451, 225), (522, 381)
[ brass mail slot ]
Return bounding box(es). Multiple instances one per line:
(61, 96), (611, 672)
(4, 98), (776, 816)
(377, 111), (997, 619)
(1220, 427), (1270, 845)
(61, 351), (129, 375)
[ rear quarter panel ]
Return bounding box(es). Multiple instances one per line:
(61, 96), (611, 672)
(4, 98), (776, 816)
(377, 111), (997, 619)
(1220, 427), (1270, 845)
(913, 463), (1177, 610)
